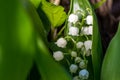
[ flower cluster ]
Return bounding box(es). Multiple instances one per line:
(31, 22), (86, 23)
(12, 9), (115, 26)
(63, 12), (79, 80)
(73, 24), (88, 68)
(52, 8), (93, 80)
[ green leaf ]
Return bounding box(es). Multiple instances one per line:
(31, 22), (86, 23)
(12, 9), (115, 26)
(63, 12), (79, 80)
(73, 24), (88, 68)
(35, 36), (72, 80)
(101, 23), (120, 80)
(40, 0), (67, 27)
(37, 4), (51, 35)
(0, 0), (35, 80)
(25, 1), (49, 44)
(93, 0), (106, 9)
(83, 0), (103, 80)
(92, 13), (103, 80)
(30, 0), (41, 8)
(26, 1), (71, 79)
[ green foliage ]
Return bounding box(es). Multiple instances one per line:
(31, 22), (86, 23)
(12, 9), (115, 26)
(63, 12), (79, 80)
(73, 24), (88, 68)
(101, 23), (120, 80)
(0, 0), (35, 80)
(26, 1), (72, 80)
(0, 0), (72, 80)
(40, 0), (67, 27)
(25, 0), (48, 44)
(30, 0), (41, 8)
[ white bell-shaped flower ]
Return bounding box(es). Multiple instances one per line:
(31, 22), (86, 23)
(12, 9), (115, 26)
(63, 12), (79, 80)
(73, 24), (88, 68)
(68, 14), (78, 24)
(68, 27), (79, 36)
(81, 27), (88, 35)
(76, 41), (84, 48)
(81, 26), (93, 35)
(53, 51), (64, 61)
(70, 64), (78, 73)
(79, 69), (89, 79)
(71, 51), (77, 57)
(84, 40), (92, 51)
(86, 15), (93, 25)
(55, 38), (67, 48)
(88, 26), (93, 35)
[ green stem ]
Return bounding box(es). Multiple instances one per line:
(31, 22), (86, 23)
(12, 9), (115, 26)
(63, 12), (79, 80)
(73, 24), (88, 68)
(86, 8), (92, 15)
(85, 35), (89, 40)
(65, 58), (71, 66)
(65, 36), (76, 44)
(57, 26), (65, 36)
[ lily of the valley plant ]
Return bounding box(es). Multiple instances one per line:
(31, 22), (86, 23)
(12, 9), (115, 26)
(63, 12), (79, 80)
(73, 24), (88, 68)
(50, 0), (102, 80)
(1, 0), (120, 80)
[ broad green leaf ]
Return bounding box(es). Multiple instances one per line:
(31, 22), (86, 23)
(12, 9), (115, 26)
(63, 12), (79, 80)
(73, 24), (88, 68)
(92, 13), (103, 80)
(83, 0), (103, 80)
(101, 23), (120, 80)
(30, 0), (41, 8)
(26, 1), (72, 80)
(0, 0), (35, 80)
(25, 1), (48, 44)
(40, 0), (67, 27)
(37, 4), (51, 35)
(35, 36), (72, 80)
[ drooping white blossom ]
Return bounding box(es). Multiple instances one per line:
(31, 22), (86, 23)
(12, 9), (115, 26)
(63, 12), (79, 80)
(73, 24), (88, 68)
(88, 26), (93, 35)
(71, 51), (77, 57)
(84, 40), (92, 51)
(76, 41), (84, 48)
(81, 26), (93, 35)
(55, 38), (67, 48)
(75, 57), (82, 63)
(79, 69), (89, 79)
(68, 14), (79, 24)
(86, 15), (93, 25)
(68, 27), (79, 36)
(53, 51), (64, 61)
(70, 64), (78, 73)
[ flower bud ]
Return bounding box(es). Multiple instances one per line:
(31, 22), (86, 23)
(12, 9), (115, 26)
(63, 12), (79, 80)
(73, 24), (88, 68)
(53, 51), (64, 61)
(68, 27), (79, 36)
(71, 51), (77, 57)
(68, 14), (78, 24)
(75, 57), (82, 63)
(55, 38), (67, 48)
(70, 64), (78, 73)
(88, 26), (93, 35)
(84, 40), (92, 51)
(86, 15), (93, 25)
(79, 69), (89, 79)
(76, 41), (83, 49)
(79, 60), (86, 69)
